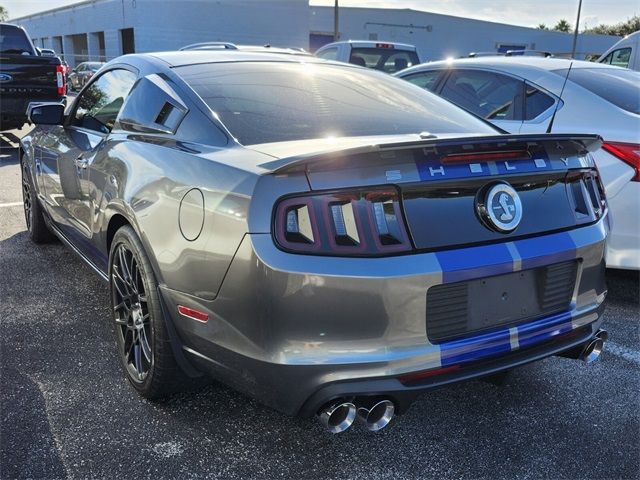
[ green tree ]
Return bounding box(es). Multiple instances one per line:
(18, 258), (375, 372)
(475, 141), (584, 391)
(0, 5), (9, 21)
(584, 15), (640, 36)
(537, 23), (549, 30)
(553, 19), (572, 32)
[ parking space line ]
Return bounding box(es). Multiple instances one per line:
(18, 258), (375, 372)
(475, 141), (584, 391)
(0, 202), (23, 208)
(607, 341), (640, 366)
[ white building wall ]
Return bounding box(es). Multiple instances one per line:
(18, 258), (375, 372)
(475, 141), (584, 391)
(310, 6), (620, 60)
(12, 0), (309, 66)
(12, 1), (619, 66)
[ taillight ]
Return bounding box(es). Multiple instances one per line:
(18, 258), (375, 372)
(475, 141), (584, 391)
(274, 188), (412, 256)
(567, 169), (606, 223)
(602, 142), (640, 182)
(55, 64), (65, 95)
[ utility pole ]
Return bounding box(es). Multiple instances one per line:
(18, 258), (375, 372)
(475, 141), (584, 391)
(334, 0), (340, 41)
(571, 0), (583, 58)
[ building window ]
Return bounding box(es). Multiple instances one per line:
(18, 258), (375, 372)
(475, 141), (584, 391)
(120, 28), (135, 55)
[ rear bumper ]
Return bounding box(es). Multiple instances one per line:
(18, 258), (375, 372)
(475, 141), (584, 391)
(164, 218), (608, 416)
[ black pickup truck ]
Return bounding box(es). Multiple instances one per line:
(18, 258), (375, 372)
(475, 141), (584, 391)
(0, 23), (66, 131)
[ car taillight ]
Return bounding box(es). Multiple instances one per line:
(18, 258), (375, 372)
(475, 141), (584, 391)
(55, 65), (65, 95)
(602, 142), (640, 182)
(274, 188), (412, 256)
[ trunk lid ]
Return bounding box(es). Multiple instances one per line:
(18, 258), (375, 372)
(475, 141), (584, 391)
(257, 133), (605, 252)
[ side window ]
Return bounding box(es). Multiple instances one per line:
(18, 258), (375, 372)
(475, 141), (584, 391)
(402, 71), (442, 92)
(524, 84), (555, 120)
(72, 69), (137, 134)
(317, 47), (338, 61)
(610, 48), (632, 68)
(440, 70), (523, 120)
(599, 52), (613, 64)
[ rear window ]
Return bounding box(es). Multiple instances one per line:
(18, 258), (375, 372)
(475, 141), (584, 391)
(177, 62), (496, 146)
(554, 67), (640, 115)
(0, 24), (35, 55)
(349, 48), (419, 73)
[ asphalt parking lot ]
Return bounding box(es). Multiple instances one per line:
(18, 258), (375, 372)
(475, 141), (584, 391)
(1, 130), (639, 480)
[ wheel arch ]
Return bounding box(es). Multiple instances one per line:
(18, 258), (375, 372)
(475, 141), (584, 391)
(103, 204), (164, 285)
(104, 205), (202, 379)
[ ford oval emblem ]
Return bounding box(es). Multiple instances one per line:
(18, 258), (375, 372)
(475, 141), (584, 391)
(0, 73), (12, 83)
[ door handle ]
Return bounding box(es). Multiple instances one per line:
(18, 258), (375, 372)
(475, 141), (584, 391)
(75, 155), (88, 169)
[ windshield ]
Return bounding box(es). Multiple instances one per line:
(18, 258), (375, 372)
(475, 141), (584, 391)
(554, 67), (640, 115)
(177, 61), (496, 145)
(349, 47), (419, 73)
(0, 24), (35, 55)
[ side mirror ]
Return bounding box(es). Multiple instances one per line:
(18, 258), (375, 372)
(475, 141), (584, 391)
(28, 102), (65, 125)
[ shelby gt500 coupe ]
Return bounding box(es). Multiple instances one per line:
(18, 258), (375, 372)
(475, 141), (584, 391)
(20, 51), (608, 433)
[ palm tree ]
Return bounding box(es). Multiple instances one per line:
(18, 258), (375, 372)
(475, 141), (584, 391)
(553, 19), (572, 32)
(0, 6), (9, 22)
(537, 23), (549, 30)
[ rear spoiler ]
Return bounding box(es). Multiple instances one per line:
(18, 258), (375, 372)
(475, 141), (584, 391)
(260, 134), (603, 175)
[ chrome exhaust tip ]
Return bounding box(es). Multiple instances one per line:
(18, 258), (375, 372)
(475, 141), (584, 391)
(595, 329), (609, 342)
(357, 399), (395, 432)
(318, 401), (356, 434)
(580, 337), (604, 363)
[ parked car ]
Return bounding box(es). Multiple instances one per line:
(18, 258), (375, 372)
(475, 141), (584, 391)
(180, 42), (310, 55)
(396, 57), (639, 270)
(68, 61), (105, 91)
(20, 51), (608, 433)
(597, 31), (639, 71)
(38, 48), (57, 57)
(0, 23), (66, 131)
(315, 40), (419, 73)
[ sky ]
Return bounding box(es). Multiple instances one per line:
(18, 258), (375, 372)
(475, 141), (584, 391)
(4, 0), (637, 29)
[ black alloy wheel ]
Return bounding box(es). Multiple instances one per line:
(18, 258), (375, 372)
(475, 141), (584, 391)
(109, 225), (191, 399)
(21, 160), (32, 231)
(20, 154), (55, 243)
(111, 242), (152, 382)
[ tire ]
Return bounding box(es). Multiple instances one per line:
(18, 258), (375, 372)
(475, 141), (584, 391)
(109, 225), (187, 399)
(21, 154), (56, 243)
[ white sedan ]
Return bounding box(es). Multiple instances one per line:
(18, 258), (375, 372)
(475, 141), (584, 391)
(396, 57), (639, 270)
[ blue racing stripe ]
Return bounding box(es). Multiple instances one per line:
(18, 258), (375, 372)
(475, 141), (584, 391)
(513, 231), (576, 270)
(439, 310), (575, 367)
(440, 328), (511, 366)
(517, 311), (574, 348)
(436, 243), (513, 283)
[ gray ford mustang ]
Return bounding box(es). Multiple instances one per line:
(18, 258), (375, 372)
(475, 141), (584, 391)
(20, 51), (608, 433)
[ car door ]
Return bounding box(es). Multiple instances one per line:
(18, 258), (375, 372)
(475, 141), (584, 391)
(39, 67), (137, 260)
(437, 69), (525, 133)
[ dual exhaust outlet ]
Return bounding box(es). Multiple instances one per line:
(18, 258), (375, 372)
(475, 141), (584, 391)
(557, 328), (608, 363)
(317, 329), (609, 434)
(318, 399), (395, 434)
(578, 328), (608, 363)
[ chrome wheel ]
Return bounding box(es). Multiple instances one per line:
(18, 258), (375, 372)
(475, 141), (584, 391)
(21, 161), (32, 230)
(112, 243), (152, 381)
